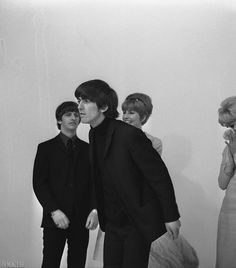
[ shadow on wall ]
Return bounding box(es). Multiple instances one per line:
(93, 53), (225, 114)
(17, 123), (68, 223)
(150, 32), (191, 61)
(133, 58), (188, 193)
(163, 134), (219, 268)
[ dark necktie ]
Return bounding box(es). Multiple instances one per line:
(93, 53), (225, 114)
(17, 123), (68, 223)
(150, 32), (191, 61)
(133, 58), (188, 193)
(67, 139), (73, 155)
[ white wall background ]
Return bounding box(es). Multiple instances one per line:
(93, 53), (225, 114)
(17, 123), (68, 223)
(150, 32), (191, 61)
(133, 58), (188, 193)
(1, 0), (236, 267)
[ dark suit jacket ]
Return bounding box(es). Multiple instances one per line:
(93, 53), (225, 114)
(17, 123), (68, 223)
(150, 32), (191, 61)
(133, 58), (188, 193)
(33, 134), (92, 228)
(89, 119), (180, 243)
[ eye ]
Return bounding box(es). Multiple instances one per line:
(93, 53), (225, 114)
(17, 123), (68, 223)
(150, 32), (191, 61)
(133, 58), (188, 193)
(77, 98), (91, 104)
(123, 110), (131, 115)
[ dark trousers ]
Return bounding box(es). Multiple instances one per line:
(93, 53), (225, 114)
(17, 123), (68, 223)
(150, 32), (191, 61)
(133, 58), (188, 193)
(103, 223), (151, 268)
(41, 221), (89, 268)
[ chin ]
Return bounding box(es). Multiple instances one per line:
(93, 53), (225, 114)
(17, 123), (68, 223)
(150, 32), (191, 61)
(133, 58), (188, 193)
(68, 126), (77, 130)
(80, 118), (90, 124)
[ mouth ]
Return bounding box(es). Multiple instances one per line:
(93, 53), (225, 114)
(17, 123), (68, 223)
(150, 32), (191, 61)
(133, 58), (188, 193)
(124, 120), (132, 124)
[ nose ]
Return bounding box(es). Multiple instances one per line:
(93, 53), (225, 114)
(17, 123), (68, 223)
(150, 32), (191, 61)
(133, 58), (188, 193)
(78, 101), (83, 110)
(70, 113), (77, 120)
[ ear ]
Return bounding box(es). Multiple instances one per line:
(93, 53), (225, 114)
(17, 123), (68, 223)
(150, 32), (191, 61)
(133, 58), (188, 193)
(140, 115), (147, 124)
(100, 105), (108, 113)
(57, 120), (62, 125)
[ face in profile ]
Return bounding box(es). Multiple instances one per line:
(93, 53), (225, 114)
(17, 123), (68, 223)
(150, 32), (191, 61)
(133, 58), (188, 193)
(122, 109), (143, 129)
(77, 97), (106, 127)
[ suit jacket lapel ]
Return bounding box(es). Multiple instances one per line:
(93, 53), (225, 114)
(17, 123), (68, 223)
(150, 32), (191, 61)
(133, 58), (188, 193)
(55, 134), (67, 154)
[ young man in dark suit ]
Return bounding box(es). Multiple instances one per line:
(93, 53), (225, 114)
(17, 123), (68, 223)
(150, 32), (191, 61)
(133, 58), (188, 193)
(74, 80), (181, 268)
(33, 101), (98, 268)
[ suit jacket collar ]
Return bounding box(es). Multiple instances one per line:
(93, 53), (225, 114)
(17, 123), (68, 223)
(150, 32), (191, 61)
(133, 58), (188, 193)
(55, 134), (67, 153)
(54, 134), (82, 160)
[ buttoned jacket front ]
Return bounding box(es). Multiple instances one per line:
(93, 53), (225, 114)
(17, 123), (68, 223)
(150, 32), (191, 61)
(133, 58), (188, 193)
(33, 134), (92, 228)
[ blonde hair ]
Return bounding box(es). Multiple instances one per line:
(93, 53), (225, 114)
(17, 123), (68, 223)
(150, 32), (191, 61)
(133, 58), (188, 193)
(121, 93), (153, 125)
(218, 96), (236, 127)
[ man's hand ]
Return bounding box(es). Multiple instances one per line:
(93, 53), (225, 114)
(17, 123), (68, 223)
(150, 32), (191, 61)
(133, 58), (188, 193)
(224, 129), (236, 155)
(165, 219), (181, 240)
(51, 209), (70, 229)
(85, 209), (98, 230)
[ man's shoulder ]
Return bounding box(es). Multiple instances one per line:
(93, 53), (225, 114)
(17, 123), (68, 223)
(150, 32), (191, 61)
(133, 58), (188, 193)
(111, 119), (142, 138)
(111, 119), (136, 132)
(37, 136), (59, 148)
(75, 137), (89, 147)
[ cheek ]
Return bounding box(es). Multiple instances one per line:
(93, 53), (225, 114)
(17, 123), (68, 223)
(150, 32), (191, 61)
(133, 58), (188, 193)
(134, 118), (142, 127)
(137, 115), (141, 122)
(134, 115), (140, 122)
(87, 109), (99, 119)
(87, 105), (97, 114)
(131, 116), (137, 122)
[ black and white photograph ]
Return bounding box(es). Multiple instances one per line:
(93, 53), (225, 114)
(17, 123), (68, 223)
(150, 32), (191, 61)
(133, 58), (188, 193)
(1, 0), (235, 267)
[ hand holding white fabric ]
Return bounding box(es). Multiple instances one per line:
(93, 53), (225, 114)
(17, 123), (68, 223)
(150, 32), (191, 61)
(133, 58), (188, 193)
(224, 129), (236, 156)
(165, 219), (181, 240)
(85, 209), (98, 230)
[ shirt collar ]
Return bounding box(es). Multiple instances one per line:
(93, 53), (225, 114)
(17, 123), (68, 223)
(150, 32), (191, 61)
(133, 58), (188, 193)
(59, 132), (77, 146)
